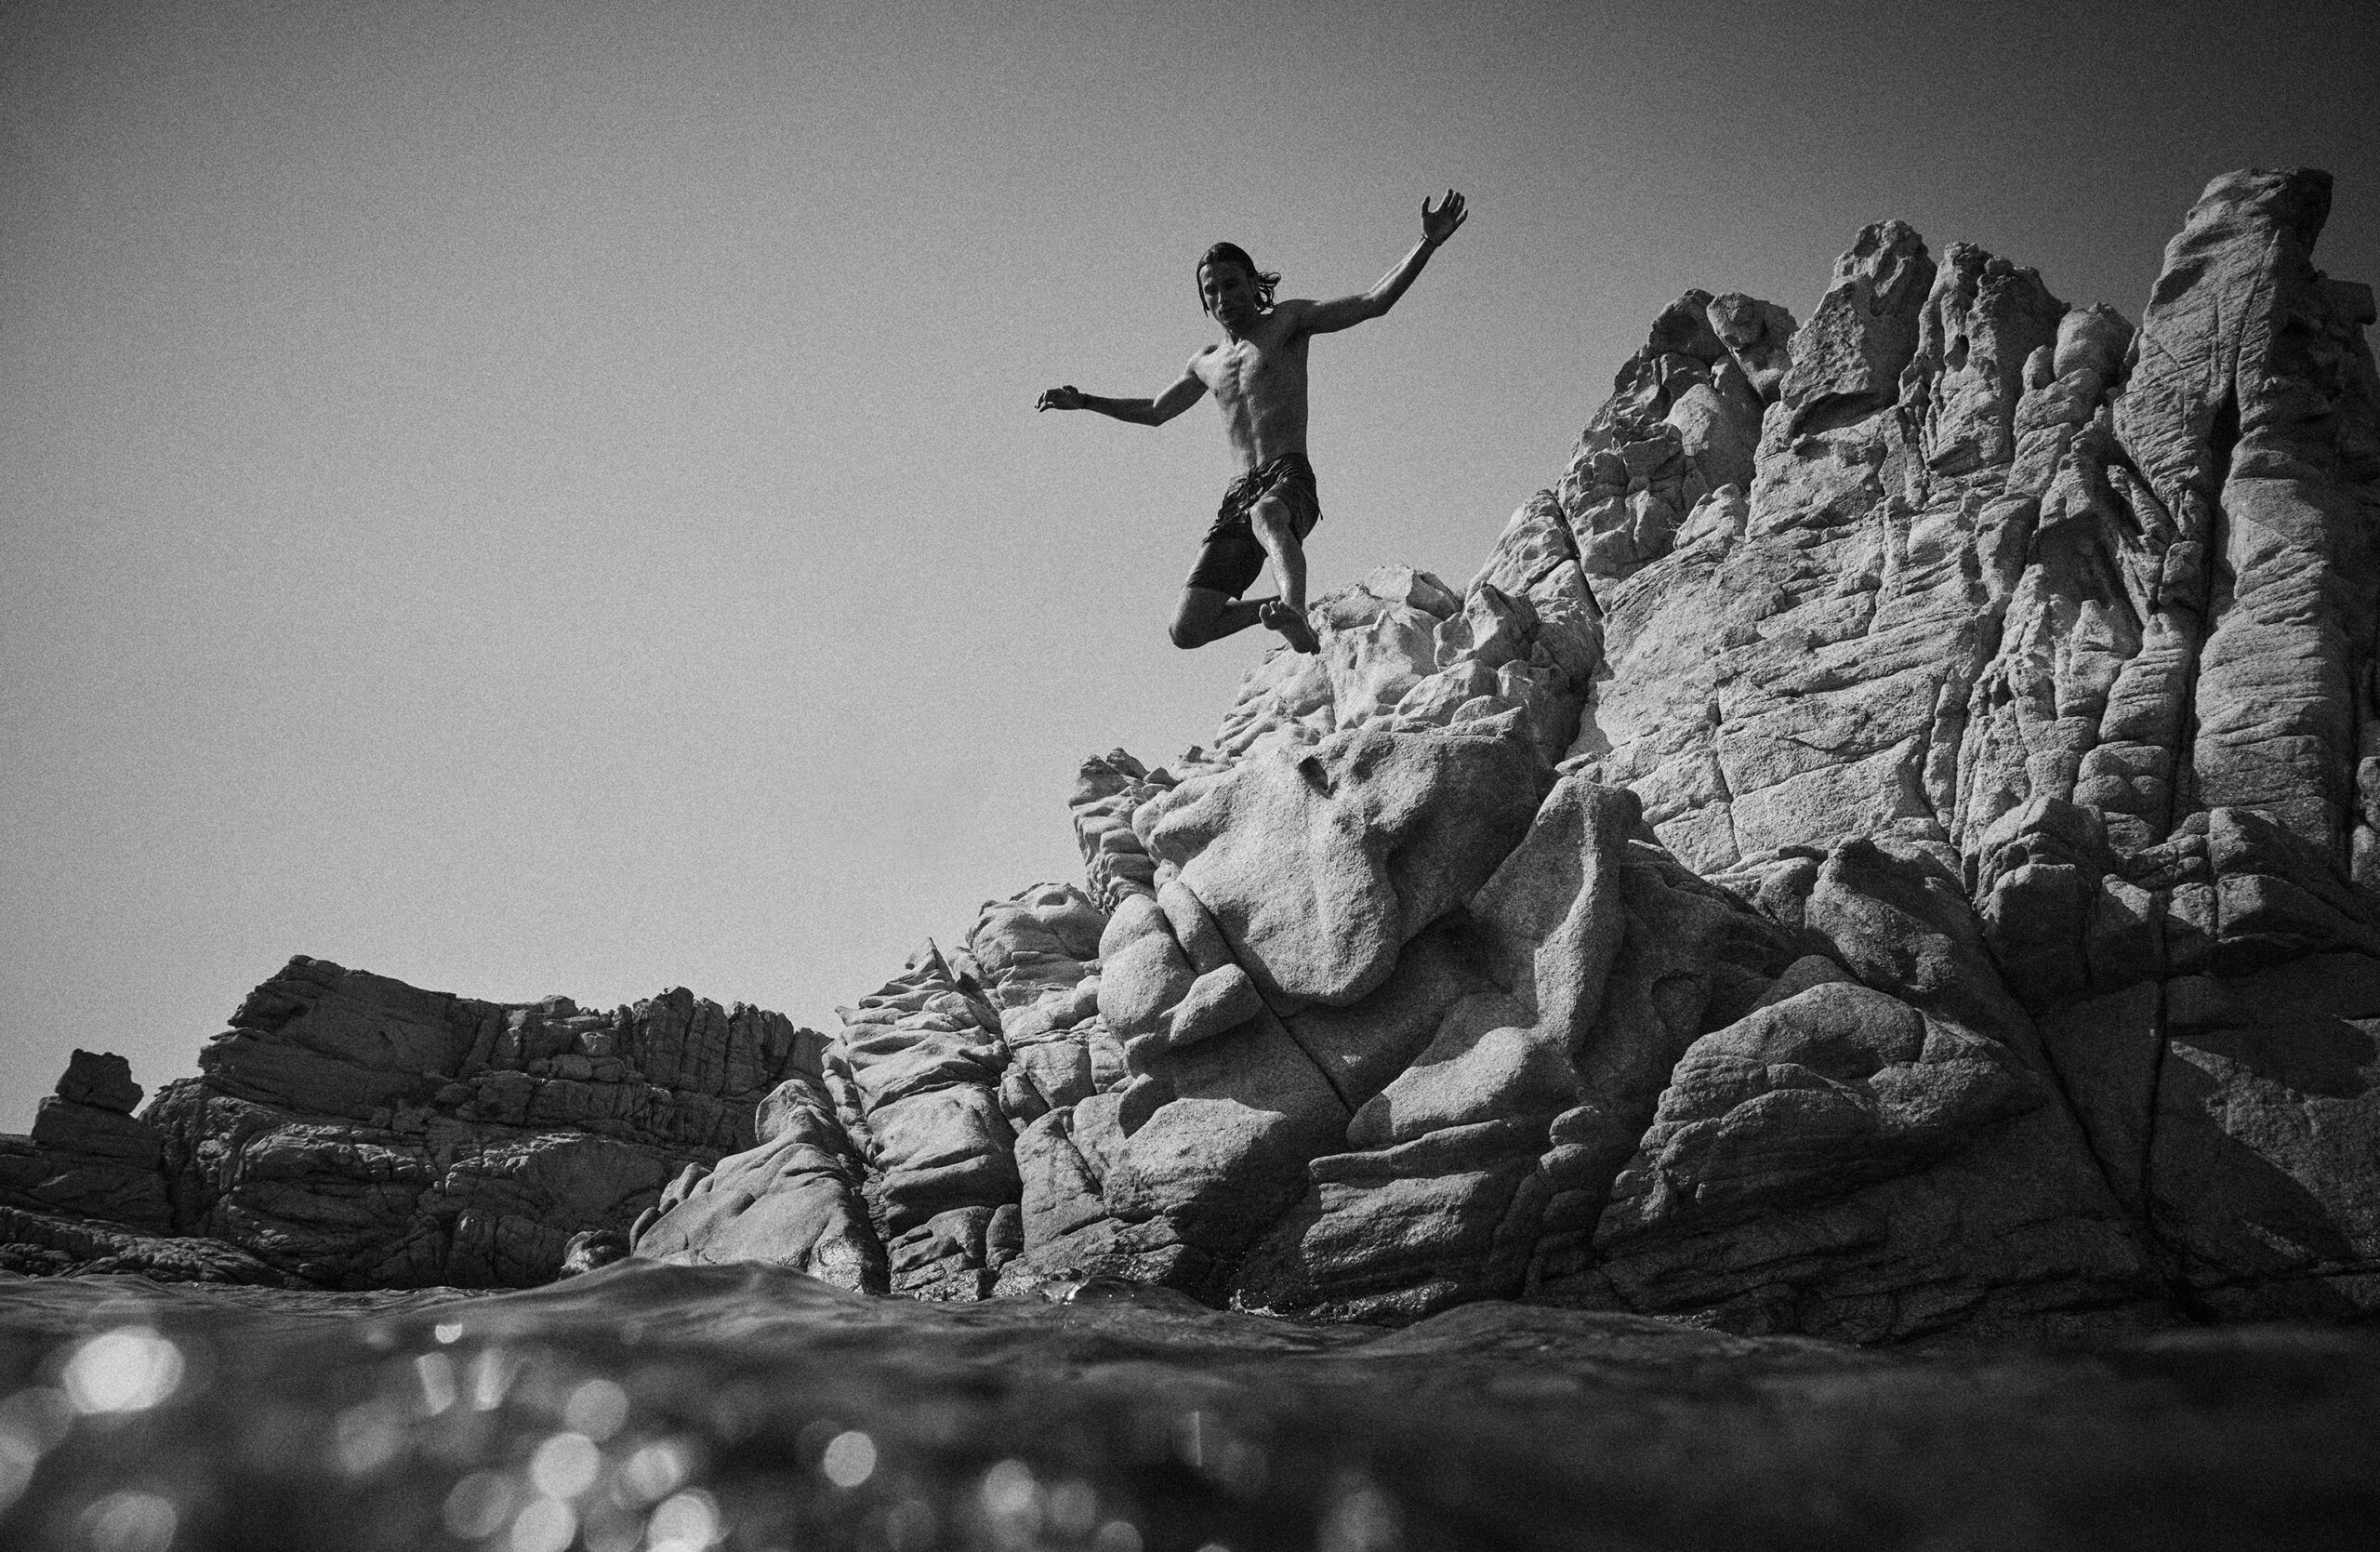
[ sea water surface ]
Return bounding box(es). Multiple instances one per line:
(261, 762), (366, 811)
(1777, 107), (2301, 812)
(0, 1261), (2373, 1550)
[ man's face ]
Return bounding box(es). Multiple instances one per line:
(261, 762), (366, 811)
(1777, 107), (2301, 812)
(1200, 260), (1259, 325)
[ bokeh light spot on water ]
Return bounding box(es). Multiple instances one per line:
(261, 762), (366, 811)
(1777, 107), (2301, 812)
(1091, 1523), (1143, 1552)
(820, 1430), (877, 1489)
(529, 1431), (601, 1500)
(1174, 1411), (1266, 1498)
(1316, 1468), (1404, 1552)
(0, 1387), (71, 1510)
(0, 1443), (33, 1512)
(61, 1328), (184, 1415)
(562, 1377), (629, 1440)
(416, 1352), (459, 1416)
(469, 1348), (522, 1412)
(73, 1488), (178, 1552)
(880, 1496), (937, 1550)
(615, 1439), (692, 1505)
(707, 1383), (767, 1443)
(509, 1494), (576, 1552)
(576, 1498), (645, 1552)
(1047, 1479), (1099, 1537)
(980, 1457), (1040, 1532)
(335, 1400), (410, 1477)
(443, 1470), (521, 1538)
(647, 1487), (721, 1551)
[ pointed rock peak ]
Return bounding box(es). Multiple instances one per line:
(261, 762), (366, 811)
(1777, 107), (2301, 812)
(2185, 166), (2333, 250)
(1642, 289), (1727, 364)
(1832, 218), (1934, 311)
(1778, 219), (1938, 436)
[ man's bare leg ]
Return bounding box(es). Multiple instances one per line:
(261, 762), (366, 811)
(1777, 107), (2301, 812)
(1170, 586), (1268, 649)
(1249, 495), (1320, 654)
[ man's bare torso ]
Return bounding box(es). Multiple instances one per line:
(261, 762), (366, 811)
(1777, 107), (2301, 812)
(1190, 304), (1316, 473)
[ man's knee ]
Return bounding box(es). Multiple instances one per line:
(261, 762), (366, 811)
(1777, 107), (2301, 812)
(1172, 588), (1227, 649)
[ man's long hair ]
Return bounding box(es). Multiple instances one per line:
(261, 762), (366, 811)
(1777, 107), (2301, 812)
(1197, 242), (1279, 313)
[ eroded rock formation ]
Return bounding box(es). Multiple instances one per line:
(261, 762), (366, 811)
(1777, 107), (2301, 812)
(1, 1052), (171, 1236)
(0, 959), (827, 1288)
(17, 168), (2375, 1340)
(635, 166), (2379, 1340)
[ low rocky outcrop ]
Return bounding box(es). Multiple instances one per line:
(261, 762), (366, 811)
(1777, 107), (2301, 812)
(1, 1052), (171, 1234)
(0, 1204), (297, 1283)
(68, 957), (831, 1289)
(18, 167), (2376, 1343)
(634, 882), (1122, 1297)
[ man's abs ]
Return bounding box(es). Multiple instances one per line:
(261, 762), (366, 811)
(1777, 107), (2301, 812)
(1199, 332), (1311, 469)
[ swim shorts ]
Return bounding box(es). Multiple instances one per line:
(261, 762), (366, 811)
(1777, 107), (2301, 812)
(1184, 451), (1321, 599)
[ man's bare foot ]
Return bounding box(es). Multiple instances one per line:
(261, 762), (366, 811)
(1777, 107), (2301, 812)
(1260, 600), (1321, 655)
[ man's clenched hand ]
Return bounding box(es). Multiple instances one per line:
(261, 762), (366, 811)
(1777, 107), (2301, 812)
(1036, 385), (1083, 412)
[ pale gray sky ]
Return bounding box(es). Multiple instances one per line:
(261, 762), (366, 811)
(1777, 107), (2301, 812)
(6, 0), (2376, 1128)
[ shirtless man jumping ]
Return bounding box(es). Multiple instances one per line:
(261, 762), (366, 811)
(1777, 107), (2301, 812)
(1038, 191), (1468, 654)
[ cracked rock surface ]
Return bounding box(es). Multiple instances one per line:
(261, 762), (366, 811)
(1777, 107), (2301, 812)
(13, 167), (2379, 1342)
(5, 962), (826, 1288)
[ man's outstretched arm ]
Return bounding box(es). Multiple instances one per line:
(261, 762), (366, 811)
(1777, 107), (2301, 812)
(1299, 191), (1469, 336)
(1038, 369), (1207, 426)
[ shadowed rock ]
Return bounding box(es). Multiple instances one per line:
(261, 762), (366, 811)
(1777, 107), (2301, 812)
(1, 1051), (170, 1234)
(136, 959), (826, 1288)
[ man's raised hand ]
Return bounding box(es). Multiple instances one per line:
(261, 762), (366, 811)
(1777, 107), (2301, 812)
(1037, 385), (1083, 413)
(1422, 190), (1467, 246)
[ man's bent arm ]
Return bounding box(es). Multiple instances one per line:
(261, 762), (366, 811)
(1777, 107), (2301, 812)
(1038, 372), (1206, 425)
(1302, 190), (1469, 335)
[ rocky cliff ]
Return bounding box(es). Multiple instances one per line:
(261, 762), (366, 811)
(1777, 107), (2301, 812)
(15, 167), (2376, 1341)
(635, 166), (2380, 1340)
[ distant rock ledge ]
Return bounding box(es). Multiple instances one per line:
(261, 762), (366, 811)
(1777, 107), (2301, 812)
(3, 960), (821, 1286)
(13, 167), (2379, 1342)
